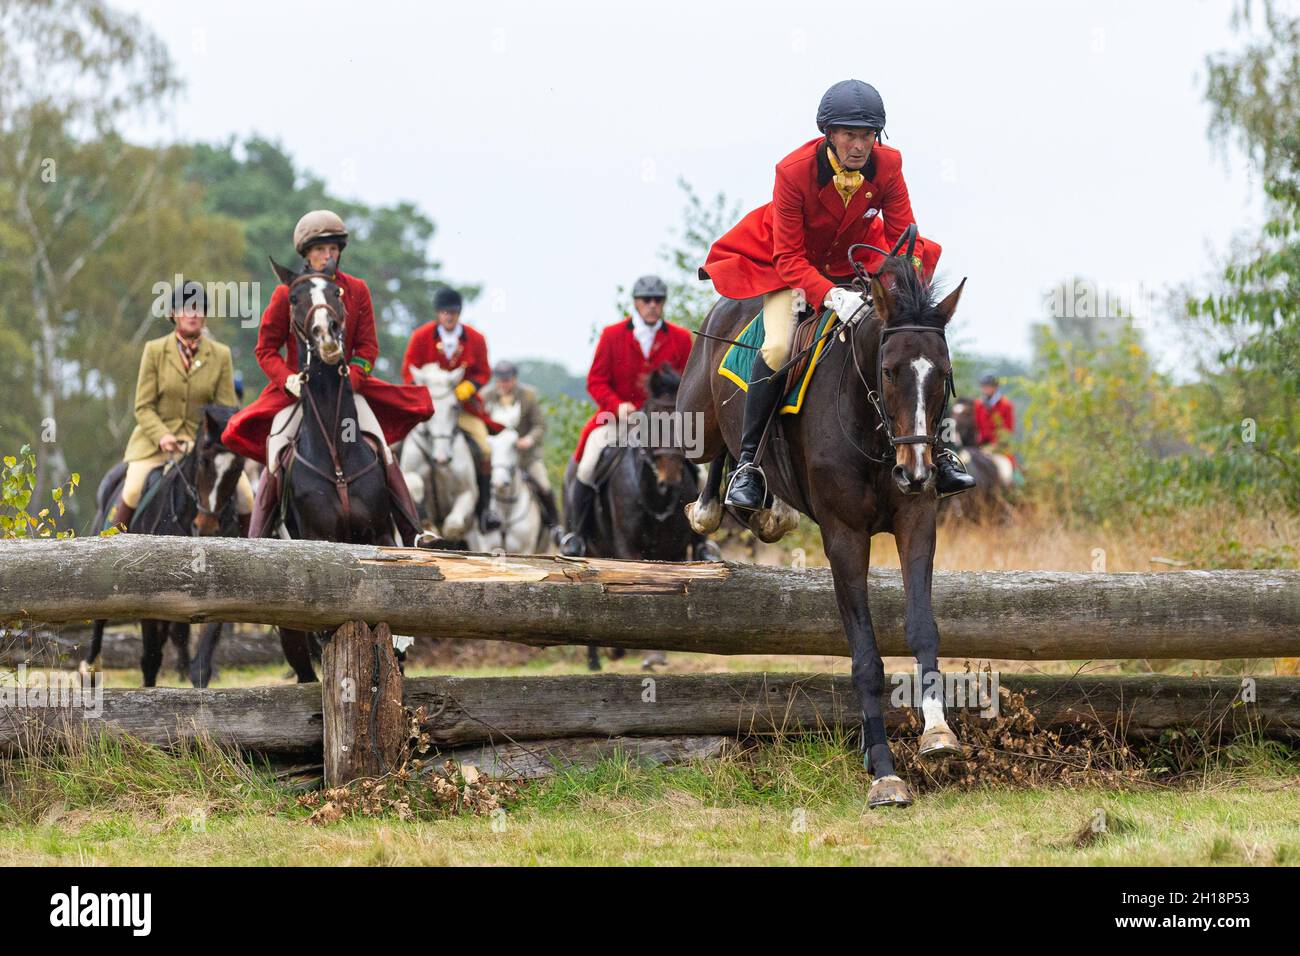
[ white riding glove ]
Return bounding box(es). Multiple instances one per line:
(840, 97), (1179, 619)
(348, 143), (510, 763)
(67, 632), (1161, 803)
(284, 373), (302, 398)
(824, 287), (868, 322)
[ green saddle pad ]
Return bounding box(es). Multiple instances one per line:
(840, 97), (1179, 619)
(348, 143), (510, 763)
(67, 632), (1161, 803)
(717, 308), (837, 415)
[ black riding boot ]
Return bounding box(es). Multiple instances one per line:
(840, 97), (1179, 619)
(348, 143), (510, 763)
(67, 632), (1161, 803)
(724, 354), (783, 512)
(476, 469), (502, 532)
(559, 481), (596, 557)
(934, 448), (977, 498)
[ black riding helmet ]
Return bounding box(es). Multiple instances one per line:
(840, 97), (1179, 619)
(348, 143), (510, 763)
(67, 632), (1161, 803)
(816, 79), (886, 134)
(434, 286), (463, 313)
(169, 280), (207, 320)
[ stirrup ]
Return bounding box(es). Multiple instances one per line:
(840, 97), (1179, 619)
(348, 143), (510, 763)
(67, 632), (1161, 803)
(724, 460), (767, 508)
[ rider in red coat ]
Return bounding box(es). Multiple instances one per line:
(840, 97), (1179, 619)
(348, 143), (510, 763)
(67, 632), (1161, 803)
(974, 372), (1016, 460)
(222, 210), (432, 541)
(559, 275), (693, 556)
(400, 286), (505, 531)
(702, 80), (973, 509)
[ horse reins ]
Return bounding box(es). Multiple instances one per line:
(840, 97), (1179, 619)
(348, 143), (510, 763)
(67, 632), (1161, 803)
(284, 272), (381, 537)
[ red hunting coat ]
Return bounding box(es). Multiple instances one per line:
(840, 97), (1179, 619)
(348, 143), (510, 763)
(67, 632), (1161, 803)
(221, 271), (433, 463)
(573, 317), (694, 460)
(400, 321), (502, 433)
(702, 138), (942, 306)
(974, 394), (1015, 447)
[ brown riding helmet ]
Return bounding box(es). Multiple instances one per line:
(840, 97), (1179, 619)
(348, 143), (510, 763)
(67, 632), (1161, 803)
(293, 209), (350, 256)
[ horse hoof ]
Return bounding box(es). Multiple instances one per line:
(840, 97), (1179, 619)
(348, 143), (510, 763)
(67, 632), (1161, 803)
(685, 500), (722, 535)
(414, 531), (444, 550)
(867, 775), (914, 809)
(693, 540), (722, 562)
(918, 726), (966, 762)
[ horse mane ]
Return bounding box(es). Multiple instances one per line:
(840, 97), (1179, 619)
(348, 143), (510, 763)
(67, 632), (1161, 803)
(647, 364), (681, 401)
(877, 257), (946, 330)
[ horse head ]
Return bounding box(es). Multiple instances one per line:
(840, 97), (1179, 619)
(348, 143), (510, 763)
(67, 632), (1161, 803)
(190, 404), (244, 536)
(866, 258), (965, 495)
(948, 398), (979, 449)
(487, 401), (523, 495)
(270, 258), (347, 367)
(642, 364), (685, 495)
(410, 363), (465, 465)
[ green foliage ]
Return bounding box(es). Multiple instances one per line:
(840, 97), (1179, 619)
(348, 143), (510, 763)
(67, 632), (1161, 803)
(540, 392), (595, 491)
(1186, 0), (1300, 491)
(1019, 327), (1201, 524)
(0, 445), (78, 540)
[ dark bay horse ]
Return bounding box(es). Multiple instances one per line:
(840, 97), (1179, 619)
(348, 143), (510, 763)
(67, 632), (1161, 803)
(564, 366), (708, 670)
(264, 258), (402, 682)
(81, 405), (244, 686)
(677, 252), (967, 808)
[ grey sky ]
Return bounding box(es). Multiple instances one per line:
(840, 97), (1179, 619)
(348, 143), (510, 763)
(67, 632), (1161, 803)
(117, 0), (1261, 376)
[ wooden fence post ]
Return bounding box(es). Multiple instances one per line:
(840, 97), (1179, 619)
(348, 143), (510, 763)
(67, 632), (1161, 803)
(321, 621), (404, 787)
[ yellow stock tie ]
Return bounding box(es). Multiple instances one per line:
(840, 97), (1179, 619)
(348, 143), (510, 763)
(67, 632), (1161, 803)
(827, 148), (864, 208)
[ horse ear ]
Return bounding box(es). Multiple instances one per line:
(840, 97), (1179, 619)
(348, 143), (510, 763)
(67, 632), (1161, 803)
(869, 277), (893, 325)
(935, 278), (966, 326)
(269, 257), (296, 286)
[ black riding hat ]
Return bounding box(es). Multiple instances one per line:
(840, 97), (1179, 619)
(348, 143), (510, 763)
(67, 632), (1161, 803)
(170, 280), (207, 317)
(817, 79), (886, 133)
(433, 286), (463, 313)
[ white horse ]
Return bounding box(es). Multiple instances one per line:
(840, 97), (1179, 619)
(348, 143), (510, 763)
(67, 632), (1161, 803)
(400, 364), (479, 542)
(466, 401), (547, 554)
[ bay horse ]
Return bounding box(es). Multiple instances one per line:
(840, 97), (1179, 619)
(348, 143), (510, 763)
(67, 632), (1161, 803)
(81, 405), (244, 686)
(564, 365), (709, 670)
(676, 241), (967, 807)
(265, 258), (402, 682)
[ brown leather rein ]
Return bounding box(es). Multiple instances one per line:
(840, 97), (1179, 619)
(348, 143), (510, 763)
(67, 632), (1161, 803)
(285, 272), (381, 538)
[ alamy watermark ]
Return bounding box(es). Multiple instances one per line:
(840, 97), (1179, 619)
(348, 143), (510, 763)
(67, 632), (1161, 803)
(150, 275), (263, 327)
(598, 409), (705, 459)
(1, 664), (104, 718)
(890, 670), (1000, 718)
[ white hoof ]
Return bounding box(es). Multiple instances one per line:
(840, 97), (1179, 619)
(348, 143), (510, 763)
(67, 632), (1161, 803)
(685, 498), (722, 535)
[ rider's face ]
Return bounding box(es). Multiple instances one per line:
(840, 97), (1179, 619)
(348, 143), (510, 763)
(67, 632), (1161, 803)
(981, 383), (997, 398)
(497, 376), (516, 394)
(634, 296), (665, 323)
(827, 127), (877, 170)
(173, 308), (205, 338)
(437, 308), (461, 331)
(305, 243), (340, 272)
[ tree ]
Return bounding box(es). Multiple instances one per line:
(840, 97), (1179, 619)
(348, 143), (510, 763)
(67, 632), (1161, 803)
(0, 0), (179, 500)
(658, 178), (742, 332)
(1188, 0), (1300, 489)
(185, 138), (475, 383)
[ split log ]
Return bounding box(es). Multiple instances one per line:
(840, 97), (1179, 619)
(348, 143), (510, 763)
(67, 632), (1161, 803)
(320, 622), (404, 786)
(3, 673), (1296, 756)
(3, 536), (1299, 660)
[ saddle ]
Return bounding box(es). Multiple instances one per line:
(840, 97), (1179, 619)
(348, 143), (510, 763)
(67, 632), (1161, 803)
(716, 307), (838, 416)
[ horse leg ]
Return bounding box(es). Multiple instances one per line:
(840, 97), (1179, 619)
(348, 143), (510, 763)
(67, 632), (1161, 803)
(190, 621), (224, 688)
(79, 619), (107, 683)
(821, 518), (913, 808)
(686, 455), (725, 536)
(279, 627), (318, 683)
(140, 620), (165, 687)
(894, 501), (964, 761)
(172, 622), (192, 681)
(586, 645), (601, 671)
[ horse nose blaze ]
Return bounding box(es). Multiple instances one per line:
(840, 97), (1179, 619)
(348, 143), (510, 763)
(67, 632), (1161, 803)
(894, 355), (935, 479)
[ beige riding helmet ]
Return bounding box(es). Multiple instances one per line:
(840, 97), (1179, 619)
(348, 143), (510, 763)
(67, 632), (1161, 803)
(293, 209), (350, 256)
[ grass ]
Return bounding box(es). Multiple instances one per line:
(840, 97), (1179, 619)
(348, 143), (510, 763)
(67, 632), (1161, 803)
(0, 726), (1296, 866)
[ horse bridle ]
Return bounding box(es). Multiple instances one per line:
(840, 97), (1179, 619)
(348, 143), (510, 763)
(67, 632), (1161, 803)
(283, 271), (381, 534)
(838, 225), (956, 465)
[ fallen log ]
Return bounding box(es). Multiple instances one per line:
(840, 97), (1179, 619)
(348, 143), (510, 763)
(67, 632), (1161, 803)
(2, 537), (1299, 660)
(3, 673), (1295, 756)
